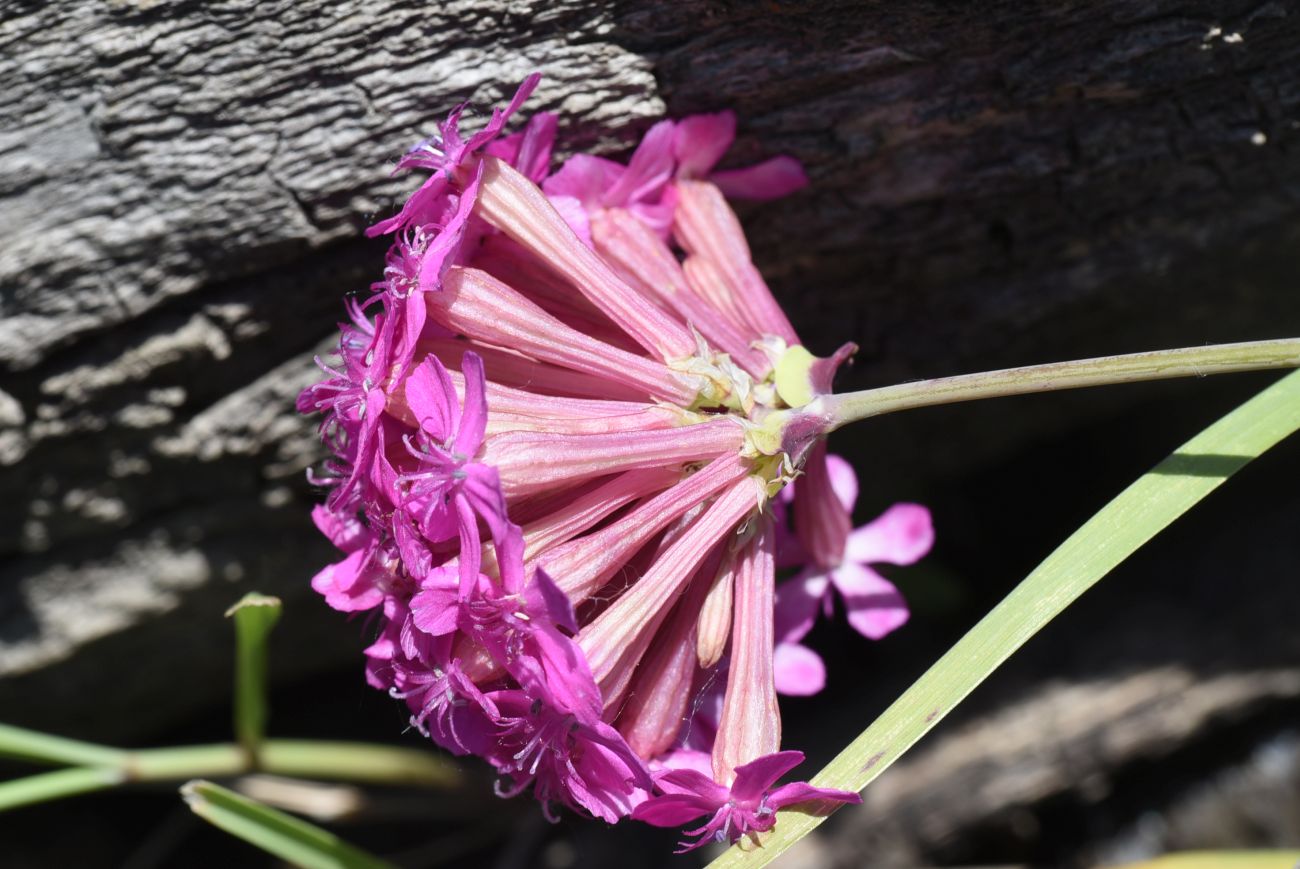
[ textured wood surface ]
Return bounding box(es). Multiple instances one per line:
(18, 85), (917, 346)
(1, 1), (1299, 861)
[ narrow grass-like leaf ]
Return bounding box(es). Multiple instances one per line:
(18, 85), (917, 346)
(182, 779), (396, 869)
(1106, 851), (1300, 869)
(0, 767), (122, 812)
(709, 370), (1300, 869)
(0, 722), (126, 768)
(226, 593), (283, 760)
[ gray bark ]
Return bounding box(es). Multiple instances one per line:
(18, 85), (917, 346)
(2, 0), (1299, 862)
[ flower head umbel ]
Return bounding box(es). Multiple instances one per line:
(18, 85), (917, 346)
(300, 77), (931, 849)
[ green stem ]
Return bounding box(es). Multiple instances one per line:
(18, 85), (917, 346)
(0, 767), (123, 811)
(257, 741), (460, 788)
(123, 740), (459, 787)
(818, 338), (1300, 429)
(0, 722), (127, 768)
(0, 721), (460, 813)
(124, 743), (248, 781)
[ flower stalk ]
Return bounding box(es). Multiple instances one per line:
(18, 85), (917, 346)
(817, 338), (1300, 429)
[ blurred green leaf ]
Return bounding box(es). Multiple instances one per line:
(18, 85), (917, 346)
(226, 593), (283, 760)
(182, 779), (396, 869)
(0, 722), (125, 768)
(709, 370), (1300, 869)
(0, 767), (122, 812)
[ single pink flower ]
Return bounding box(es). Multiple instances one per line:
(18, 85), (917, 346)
(632, 750), (860, 851)
(672, 110), (810, 200)
(773, 451), (934, 695)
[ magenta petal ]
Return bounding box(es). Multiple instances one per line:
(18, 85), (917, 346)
(410, 579), (460, 637)
(482, 109), (556, 180)
(835, 564), (910, 640)
(823, 453), (859, 513)
(527, 630), (601, 719)
(392, 288), (428, 386)
(460, 464), (508, 541)
(711, 155), (808, 200)
(310, 548), (360, 596)
(543, 153), (623, 203)
(773, 642), (826, 696)
(673, 111), (736, 178)
(450, 495), (482, 597)
(310, 504), (366, 552)
(729, 750), (806, 804)
(654, 768), (729, 802)
(366, 174), (449, 237)
(529, 566), (578, 634)
(650, 749), (714, 780)
(466, 74), (541, 152)
(405, 357), (458, 441)
(605, 119), (675, 207)
(311, 549), (385, 613)
(774, 571), (829, 644)
(492, 519), (526, 595)
(630, 793), (716, 827)
(392, 514), (432, 579)
(844, 503), (935, 566)
(512, 112), (558, 182)
(415, 163), (482, 295)
(766, 781), (862, 810)
(454, 350), (488, 457)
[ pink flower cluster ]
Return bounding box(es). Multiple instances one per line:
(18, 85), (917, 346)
(299, 76), (933, 850)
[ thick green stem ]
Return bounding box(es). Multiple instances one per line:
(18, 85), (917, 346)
(818, 338), (1300, 429)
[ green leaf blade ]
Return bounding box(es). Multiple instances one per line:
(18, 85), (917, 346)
(0, 767), (122, 812)
(182, 779), (396, 869)
(709, 370), (1300, 869)
(0, 722), (125, 768)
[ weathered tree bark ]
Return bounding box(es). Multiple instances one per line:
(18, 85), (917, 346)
(2, 0), (1299, 863)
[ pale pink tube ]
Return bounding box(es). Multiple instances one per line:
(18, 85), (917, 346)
(672, 179), (798, 343)
(430, 267), (699, 405)
(591, 208), (771, 376)
(484, 416), (745, 500)
(711, 516), (779, 784)
(537, 454), (749, 604)
(473, 156), (699, 361)
(578, 478), (761, 712)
